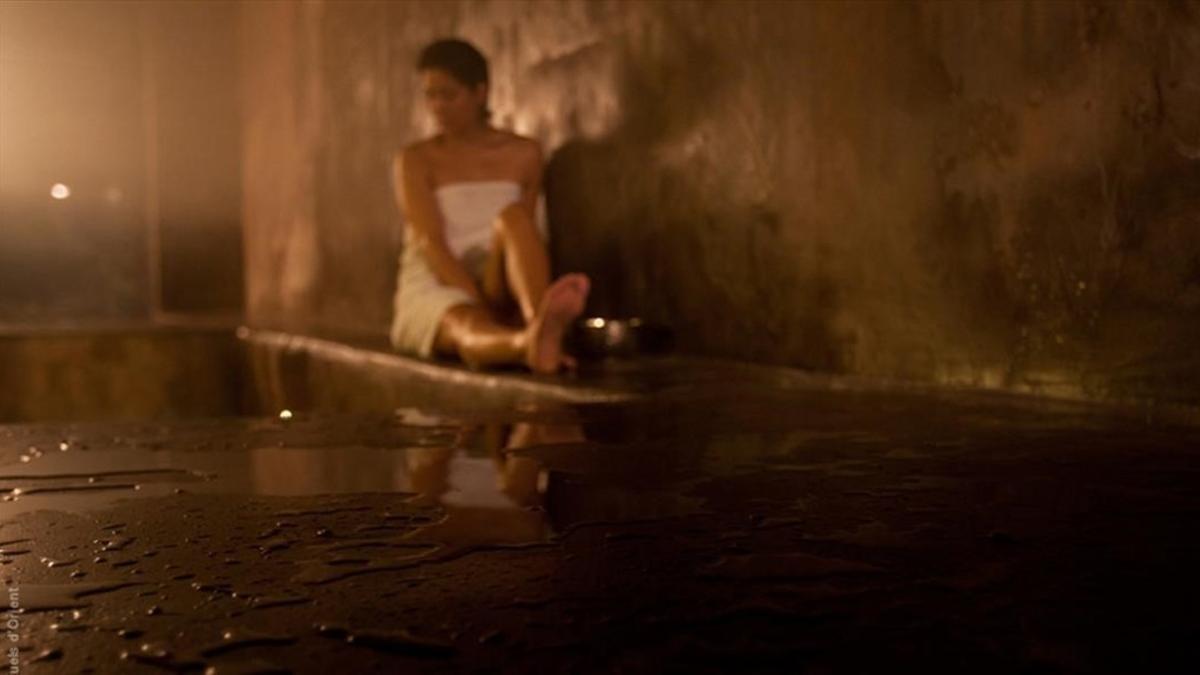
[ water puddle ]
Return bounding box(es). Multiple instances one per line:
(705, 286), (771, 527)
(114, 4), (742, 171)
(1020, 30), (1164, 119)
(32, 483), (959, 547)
(198, 628), (297, 658)
(11, 581), (143, 612)
(316, 623), (455, 658)
(0, 383), (1185, 673)
(0, 416), (727, 543)
(0, 437), (556, 521)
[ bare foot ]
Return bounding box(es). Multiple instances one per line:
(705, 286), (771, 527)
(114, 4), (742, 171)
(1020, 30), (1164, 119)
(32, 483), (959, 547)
(525, 274), (590, 374)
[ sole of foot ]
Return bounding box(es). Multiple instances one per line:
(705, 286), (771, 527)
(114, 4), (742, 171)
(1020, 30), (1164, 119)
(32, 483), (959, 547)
(526, 273), (590, 374)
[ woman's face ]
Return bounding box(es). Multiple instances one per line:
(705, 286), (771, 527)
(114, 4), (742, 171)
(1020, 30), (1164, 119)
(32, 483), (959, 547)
(421, 68), (486, 133)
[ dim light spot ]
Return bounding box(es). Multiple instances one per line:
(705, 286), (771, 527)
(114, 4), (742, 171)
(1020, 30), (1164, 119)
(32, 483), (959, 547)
(50, 183), (71, 200)
(585, 318), (606, 328)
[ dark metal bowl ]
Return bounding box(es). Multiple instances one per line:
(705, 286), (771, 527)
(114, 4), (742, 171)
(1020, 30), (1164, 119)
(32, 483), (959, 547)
(566, 317), (674, 359)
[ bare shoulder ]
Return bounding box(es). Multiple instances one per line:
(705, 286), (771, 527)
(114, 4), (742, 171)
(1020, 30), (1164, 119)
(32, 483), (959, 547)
(394, 139), (441, 186)
(398, 138), (436, 167)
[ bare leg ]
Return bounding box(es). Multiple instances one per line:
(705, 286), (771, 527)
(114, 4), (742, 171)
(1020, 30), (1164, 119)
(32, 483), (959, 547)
(434, 273), (590, 374)
(433, 303), (526, 370)
(492, 422), (586, 506)
(479, 240), (519, 324)
(491, 204), (550, 325)
(439, 204), (590, 373)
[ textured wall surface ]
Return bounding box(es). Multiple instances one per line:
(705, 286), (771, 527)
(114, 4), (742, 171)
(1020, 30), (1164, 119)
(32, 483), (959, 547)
(240, 0), (1200, 404)
(149, 1), (244, 314)
(0, 328), (242, 423)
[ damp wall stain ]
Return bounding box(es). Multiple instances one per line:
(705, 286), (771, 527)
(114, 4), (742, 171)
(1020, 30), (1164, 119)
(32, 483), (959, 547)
(240, 0), (1200, 405)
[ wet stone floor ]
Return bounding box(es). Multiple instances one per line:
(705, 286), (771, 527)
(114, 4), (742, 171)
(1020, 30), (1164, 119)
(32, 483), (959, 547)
(0, 385), (1198, 673)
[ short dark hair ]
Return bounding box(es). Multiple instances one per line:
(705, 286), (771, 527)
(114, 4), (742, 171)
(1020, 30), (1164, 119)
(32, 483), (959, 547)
(417, 39), (489, 89)
(418, 39), (490, 121)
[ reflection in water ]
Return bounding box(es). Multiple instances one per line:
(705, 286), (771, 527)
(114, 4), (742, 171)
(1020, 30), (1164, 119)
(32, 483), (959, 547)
(249, 446), (409, 496)
(0, 419), (587, 533)
(403, 422), (588, 544)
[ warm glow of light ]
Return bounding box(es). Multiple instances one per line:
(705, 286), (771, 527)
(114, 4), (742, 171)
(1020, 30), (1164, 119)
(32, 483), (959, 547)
(50, 183), (70, 199)
(279, 409), (293, 420)
(586, 318), (606, 328)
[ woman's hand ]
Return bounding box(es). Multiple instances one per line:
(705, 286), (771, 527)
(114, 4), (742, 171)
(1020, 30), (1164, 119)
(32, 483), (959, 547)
(394, 144), (487, 297)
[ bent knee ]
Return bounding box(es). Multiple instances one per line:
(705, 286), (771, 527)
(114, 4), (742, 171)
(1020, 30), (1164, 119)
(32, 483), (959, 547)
(441, 303), (497, 337)
(492, 202), (532, 236)
(434, 303), (484, 354)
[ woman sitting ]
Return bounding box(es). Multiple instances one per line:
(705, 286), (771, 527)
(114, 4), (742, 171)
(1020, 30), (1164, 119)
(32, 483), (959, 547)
(390, 38), (590, 374)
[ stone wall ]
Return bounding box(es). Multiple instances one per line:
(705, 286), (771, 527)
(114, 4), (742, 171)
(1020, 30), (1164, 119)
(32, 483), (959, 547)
(240, 0), (1200, 404)
(0, 328), (243, 423)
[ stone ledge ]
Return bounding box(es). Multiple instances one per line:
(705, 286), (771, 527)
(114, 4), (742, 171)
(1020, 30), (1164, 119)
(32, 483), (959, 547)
(239, 327), (637, 406)
(239, 327), (1200, 427)
(3, 323), (1192, 426)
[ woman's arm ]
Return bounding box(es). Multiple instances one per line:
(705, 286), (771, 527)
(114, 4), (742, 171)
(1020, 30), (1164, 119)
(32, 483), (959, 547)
(394, 145), (484, 303)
